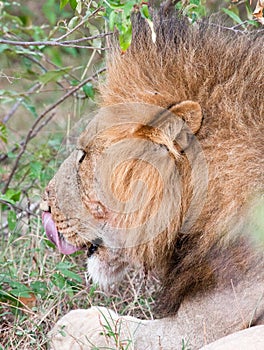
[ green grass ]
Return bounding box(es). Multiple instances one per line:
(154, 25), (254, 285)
(0, 214), (157, 349)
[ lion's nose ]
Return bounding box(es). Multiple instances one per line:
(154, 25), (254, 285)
(40, 190), (51, 212)
(40, 199), (50, 212)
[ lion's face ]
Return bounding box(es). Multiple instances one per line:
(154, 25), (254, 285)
(41, 102), (203, 288)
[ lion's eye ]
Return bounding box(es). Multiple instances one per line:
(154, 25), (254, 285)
(77, 150), (86, 164)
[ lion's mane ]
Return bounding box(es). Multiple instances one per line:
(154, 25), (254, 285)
(43, 6), (264, 323)
(99, 9), (264, 316)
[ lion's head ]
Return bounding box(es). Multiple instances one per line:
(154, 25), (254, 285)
(41, 10), (264, 316)
(41, 101), (204, 289)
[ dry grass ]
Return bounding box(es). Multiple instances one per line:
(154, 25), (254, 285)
(0, 215), (159, 349)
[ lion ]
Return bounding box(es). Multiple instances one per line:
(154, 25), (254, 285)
(41, 5), (264, 350)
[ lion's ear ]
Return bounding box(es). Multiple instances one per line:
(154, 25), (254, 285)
(169, 101), (202, 135)
(152, 100), (202, 144)
(151, 100), (202, 152)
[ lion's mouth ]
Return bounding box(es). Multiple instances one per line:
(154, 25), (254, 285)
(87, 238), (102, 258)
(42, 212), (83, 255)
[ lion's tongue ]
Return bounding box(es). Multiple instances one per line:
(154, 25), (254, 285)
(42, 212), (80, 255)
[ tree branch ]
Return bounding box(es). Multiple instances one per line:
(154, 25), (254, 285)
(0, 38), (109, 50)
(1, 67), (106, 194)
(55, 7), (103, 41)
(0, 199), (39, 218)
(0, 7), (112, 50)
(2, 83), (41, 124)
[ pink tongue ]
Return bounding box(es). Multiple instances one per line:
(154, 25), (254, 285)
(42, 212), (80, 255)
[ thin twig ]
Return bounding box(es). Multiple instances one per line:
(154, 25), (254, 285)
(0, 199), (38, 217)
(81, 50), (97, 81)
(2, 53), (70, 125)
(210, 22), (264, 34)
(43, 56), (80, 83)
(21, 54), (66, 90)
(2, 83), (41, 124)
(0, 301), (35, 316)
(0, 202), (40, 232)
(55, 7), (103, 42)
(59, 32), (113, 44)
(1, 67), (106, 194)
(0, 39), (108, 50)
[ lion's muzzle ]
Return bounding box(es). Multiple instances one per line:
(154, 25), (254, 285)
(42, 211), (82, 255)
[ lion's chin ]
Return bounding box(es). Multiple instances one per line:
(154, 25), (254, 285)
(87, 254), (128, 290)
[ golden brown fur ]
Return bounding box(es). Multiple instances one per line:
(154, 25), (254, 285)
(99, 9), (264, 316)
(42, 6), (264, 348)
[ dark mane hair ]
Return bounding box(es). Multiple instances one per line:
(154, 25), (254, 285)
(100, 7), (264, 317)
(101, 8), (263, 128)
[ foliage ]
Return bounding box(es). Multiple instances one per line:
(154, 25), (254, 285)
(0, 0), (263, 348)
(59, 0), (151, 50)
(0, 219), (156, 349)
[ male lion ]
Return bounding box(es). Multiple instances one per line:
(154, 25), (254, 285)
(41, 5), (264, 350)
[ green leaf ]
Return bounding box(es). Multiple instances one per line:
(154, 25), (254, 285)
(0, 44), (9, 54)
(0, 289), (16, 303)
(119, 24), (132, 51)
(44, 47), (63, 66)
(87, 23), (101, 49)
(190, 0), (200, 5)
(68, 16), (79, 29)
(83, 83), (95, 99)
(42, 0), (58, 25)
(60, 0), (69, 9)
(69, 0), (77, 10)
(4, 189), (21, 202)
(245, 0), (253, 20)
(21, 101), (38, 118)
(29, 161), (42, 180)
(39, 66), (72, 84)
(76, 0), (82, 14)
(246, 19), (259, 27)
(140, 4), (150, 19)
(0, 189), (21, 211)
(222, 8), (244, 26)
(91, 1), (99, 9)
(2, 12), (23, 26)
(0, 90), (17, 98)
(56, 261), (73, 269)
(0, 122), (7, 144)
(109, 11), (116, 31)
(19, 69), (39, 81)
(63, 46), (78, 57)
(123, 2), (135, 18)
(88, 283), (98, 297)
(30, 281), (48, 298)
(0, 197), (15, 209)
(56, 262), (82, 283)
(10, 282), (32, 298)
(51, 272), (67, 289)
(59, 269), (83, 283)
(8, 210), (17, 231)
